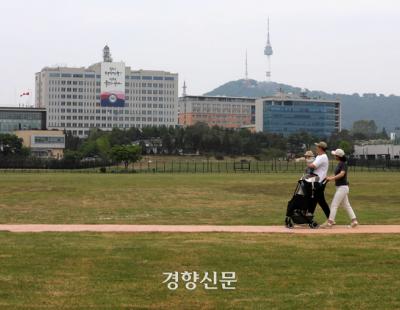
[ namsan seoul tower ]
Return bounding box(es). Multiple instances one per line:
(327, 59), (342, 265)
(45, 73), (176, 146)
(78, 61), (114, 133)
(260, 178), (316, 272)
(264, 17), (273, 81)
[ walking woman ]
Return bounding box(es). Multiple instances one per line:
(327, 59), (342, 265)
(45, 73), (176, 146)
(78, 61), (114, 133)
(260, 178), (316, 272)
(320, 149), (359, 228)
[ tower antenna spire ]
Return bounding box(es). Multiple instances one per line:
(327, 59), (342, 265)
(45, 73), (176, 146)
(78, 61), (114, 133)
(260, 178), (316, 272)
(264, 17), (273, 81)
(245, 49), (248, 80)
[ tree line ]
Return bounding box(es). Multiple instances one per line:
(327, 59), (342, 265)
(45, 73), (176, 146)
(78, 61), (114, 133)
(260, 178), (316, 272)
(65, 120), (388, 161)
(0, 119), (389, 169)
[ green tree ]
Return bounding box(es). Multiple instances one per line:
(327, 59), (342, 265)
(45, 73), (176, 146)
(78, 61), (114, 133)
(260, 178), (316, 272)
(96, 135), (111, 159)
(378, 127), (389, 140)
(109, 128), (131, 146)
(63, 150), (82, 162)
(110, 145), (142, 169)
(80, 140), (98, 158)
(351, 120), (378, 138)
(338, 140), (353, 155)
(64, 131), (82, 150)
(0, 134), (29, 157)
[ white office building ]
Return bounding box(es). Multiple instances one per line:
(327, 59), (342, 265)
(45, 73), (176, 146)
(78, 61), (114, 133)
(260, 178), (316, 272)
(35, 46), (178, 137)
(354, 143), (400, 160)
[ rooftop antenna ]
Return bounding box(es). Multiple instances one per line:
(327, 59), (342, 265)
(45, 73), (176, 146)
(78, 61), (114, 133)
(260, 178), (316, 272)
(264, 17), (273, 82)
(182, 81), (187, 96)
(181, 81), (188, 126)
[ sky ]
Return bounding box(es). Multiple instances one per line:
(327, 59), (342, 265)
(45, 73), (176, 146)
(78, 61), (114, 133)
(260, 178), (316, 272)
(1, 0), (399, 106)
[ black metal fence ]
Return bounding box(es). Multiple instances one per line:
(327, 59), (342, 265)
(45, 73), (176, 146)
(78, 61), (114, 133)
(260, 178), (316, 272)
(127, 158), (400, 173)
(0, 157), (109, 170)
(1, 158), (399, 174)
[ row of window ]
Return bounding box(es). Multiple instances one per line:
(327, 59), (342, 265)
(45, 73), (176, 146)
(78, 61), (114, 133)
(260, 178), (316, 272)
(264, 122), (337, 128)
(49, 94), (175, 102)
(52, 119), (175, 128)
(264, 101), (339, 107)
(48, 102), (176, 109)
(49, 87), (174, 95)
(48, 80), (176, 89)
(263, 114), (337, 120)
(57, 109), (174, 115)
(192, 109), (251, 114)
(33, 136), (65, 144)
(48, 72), (175, 81)
(57, 113), (175, 121)
(266, 107), (336, 113)
(193, 114), (249, 119)
(0, 121), (42, 133)
(0, 111), (43, 120)
(190, 120), (248, 126)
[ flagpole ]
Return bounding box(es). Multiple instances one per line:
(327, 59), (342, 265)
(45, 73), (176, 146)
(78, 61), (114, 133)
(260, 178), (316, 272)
(14, 88), (18, 107)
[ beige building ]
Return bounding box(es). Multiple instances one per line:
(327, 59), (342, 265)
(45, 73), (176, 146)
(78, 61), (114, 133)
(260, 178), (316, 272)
(178, 95), (256, 128)
(35, 46), (178, 137)
(14, 130), (65, 159)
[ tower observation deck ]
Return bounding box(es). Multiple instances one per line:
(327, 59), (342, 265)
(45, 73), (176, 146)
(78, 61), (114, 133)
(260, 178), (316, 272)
(264, 18), (273, 81)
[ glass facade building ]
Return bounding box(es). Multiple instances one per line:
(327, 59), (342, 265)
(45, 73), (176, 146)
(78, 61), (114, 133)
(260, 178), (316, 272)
(255, 97), (340, 137)
(0, 107), (46, 133)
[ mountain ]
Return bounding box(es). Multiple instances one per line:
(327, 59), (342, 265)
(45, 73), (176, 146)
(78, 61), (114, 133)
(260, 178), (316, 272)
(204, 79), (400, 131)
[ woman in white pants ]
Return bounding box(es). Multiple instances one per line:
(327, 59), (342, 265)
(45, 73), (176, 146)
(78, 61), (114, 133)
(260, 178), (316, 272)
(320, 149), (359, 228)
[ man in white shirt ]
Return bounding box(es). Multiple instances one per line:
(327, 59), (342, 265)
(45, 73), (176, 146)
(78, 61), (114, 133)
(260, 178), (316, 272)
(307, 141), (330, 219)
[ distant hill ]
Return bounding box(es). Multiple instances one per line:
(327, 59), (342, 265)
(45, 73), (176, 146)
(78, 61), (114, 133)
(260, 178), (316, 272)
(204, 79), (400, 131)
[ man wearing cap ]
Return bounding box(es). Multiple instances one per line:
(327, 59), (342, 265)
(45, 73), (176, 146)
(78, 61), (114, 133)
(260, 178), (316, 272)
(307, 141), (330, 219)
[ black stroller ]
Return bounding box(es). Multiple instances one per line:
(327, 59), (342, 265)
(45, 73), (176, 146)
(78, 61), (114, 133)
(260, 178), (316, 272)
(285, 175), (324, 229)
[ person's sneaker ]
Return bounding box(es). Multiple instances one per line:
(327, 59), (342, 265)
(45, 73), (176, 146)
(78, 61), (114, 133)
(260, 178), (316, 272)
(332, 221), (337, 225)
(350, 220), (359, 228)
(320, 221), (333, 229)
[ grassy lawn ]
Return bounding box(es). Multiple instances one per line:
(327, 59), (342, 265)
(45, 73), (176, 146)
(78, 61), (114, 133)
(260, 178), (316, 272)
(0, 233), (398, 309)
(1, 173), (399, 308)
(0, 172), (399, 225)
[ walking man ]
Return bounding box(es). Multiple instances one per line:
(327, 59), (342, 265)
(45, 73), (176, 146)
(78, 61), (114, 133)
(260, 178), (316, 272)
(307, 141), (330, 219)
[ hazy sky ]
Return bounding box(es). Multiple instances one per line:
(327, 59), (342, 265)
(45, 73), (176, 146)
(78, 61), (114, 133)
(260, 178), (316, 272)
(1, 0), (399, 106)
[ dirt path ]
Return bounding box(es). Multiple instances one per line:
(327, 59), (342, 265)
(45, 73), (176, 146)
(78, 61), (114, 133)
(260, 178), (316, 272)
(0, 224), (399, 234)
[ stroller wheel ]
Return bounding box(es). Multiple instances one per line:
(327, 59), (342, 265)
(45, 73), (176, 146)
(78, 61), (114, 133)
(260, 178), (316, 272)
(309, 221), (319, 229)
(285, 217), (294, 229)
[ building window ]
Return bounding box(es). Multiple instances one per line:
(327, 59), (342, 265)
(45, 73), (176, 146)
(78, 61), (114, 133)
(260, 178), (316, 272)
(34, 136), (65, 144)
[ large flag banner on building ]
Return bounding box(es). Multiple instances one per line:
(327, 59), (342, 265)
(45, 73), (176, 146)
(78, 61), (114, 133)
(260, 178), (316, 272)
(100, 62), (125, 107)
